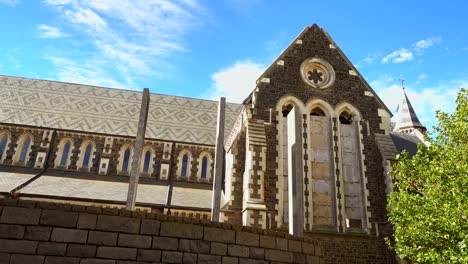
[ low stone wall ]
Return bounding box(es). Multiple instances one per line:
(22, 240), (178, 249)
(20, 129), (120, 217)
(0, 197), (322, 264)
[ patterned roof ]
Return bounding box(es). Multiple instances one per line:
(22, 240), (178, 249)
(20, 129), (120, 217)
(394, 88), (425, 132)
(0, 75), (243, 145)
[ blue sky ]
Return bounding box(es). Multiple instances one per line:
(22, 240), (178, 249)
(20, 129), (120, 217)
(0, 0), (466, 131)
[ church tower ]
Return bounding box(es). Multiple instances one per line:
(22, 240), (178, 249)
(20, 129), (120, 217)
(394, 84), (426, 133)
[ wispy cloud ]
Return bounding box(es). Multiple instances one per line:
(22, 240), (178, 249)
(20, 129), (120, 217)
(44, 0), (205, 87)
(382, 48), (413, 63)
(414, 37), (441, 52)
(418, 73), (428, 79)
(225, 0), (263, 15)
(38, 24), (68, 38)
(0, 0), (19, 6)
(209, 60), (265, 103)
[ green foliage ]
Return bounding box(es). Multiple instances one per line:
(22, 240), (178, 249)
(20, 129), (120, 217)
(388, 88), (468, 263)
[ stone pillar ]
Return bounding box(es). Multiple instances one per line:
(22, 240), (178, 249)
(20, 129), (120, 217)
(126, 88), (150, 211)
(211, 97), (225, 222)
(34, 129), (54, 169)
(287, 106), (304, 236)
(99, 137), (114, 175)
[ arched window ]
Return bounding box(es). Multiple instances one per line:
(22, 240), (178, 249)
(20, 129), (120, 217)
(60, 142), (71, 166)
(0, 131), (10, 162)
(143, 150), (151, 174)
(55, 138), (74, 169)
(82, 143), (93, 169)
(122, 148), (131, 173)
(201, 156), (208, 179)
(181, 154), (189, 177)
(19, 137), (31, 163)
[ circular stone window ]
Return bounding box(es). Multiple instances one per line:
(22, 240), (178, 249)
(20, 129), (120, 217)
(300, 58), (335, 89)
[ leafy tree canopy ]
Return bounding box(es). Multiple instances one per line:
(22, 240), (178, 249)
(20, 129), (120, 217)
(388, 88), (468, 263)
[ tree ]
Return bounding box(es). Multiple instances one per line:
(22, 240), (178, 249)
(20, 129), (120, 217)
(388, 88), (468, 263)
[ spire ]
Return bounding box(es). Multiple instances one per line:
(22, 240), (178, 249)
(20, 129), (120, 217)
(394, 79), (426, 133)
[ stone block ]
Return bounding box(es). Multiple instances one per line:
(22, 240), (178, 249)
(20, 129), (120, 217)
(0, 207), (41, 225)
(289, 239), (302, 253)
(250, 247), (264, 260)
(302, 243), (314, 255)
(222, 256), (239, 264)
(0, 239), (38, 254)
(228, 245), (249, 258)
(88, 231), (118, 246)
(161, 251), (183, 263)
(315, 245), (323, 257)
(140, 219), (160, 235)
(265, 249), (293, 263)
(51, 228), (87, 243)
(25, 226), (52, 241)
(276, 237), (288, 251)
(198, 254), (221, 264)
(293, 253), (306, 264)
(182, 252), (197, 264)
(179, 239), (210, 254)
(67, 244), (97, 257)
(160, 222), (203, 239)
(238, 259), (267, 264)
(152, 236), (179, 250)
(10, 254), (44, 264)
(0, 253), (9, 264)
(97, 246), (137, 260)
(96, 215), (140, 234)
(118, 234), (152, 249)
(137, 249), (161, 262)
(236, 231), (259, 247)
(78, 213), (97, 229)
(0, 224), (24, 239)
(40, 209), (78, 228)
(204, 227), (235, 243)
(81, 259), (116, 264)
(259, 235), (275, 249)
(211, 242), (227, 255)
(306, 255), (320, 264)
(45, 256), (80, 264)
(37, 242), (67, 256)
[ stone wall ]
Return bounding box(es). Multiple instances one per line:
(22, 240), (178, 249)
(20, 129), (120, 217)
(0, 197), (322, 264)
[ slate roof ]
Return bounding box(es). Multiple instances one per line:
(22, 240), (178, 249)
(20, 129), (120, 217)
(0, 75), (243, 145)
(394, 88), (426, 132)
(375, 132), (425, 160)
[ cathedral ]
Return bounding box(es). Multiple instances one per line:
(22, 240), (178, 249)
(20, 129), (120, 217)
(0, 24), (426, 262)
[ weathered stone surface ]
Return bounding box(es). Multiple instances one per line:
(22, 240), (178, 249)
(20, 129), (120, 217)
(228, 245), (249, 258)
(97, 246), (137, 260)
(0, 239), (38, 254)
(40, 209), (78, 228)
(0, 253), (9, 264)
(152, 236), (179, 250)
(10, 254), (44, 264)
(238, 259), (267, 264)
(250, 247), (265, 260)
(306, 255), (320, 264)
(179, 239), (210, 254)
(140, 219), (160, 235)
(161, 251), (183, 263)
(37, 242), (67, 256)
(302, 243), (314, 255)
(78, 213), (97, 229)
(51, 228), (87, 243)
(160, 222), (203, 239)
(81, 259), (116, 264)
(259, 235), (275, 249)
(204, 227), (235, 243)
(118, 234), (152, 249)
(288, 240), (302, 253)
(137, 249), (161, 262)
(25, 226), (51, 241)
(96, 215), (140, 234)
(293, 253), (306, 264)
(222, 256), (239, 264)
(265, 249), (293, 263)
(182, 252), (197, 264)
(211, 242), (227, 255)
(236, 231), (259, 247)
(0, 207), (41, 225)
(276, 238), (288, 251)
(0, 224), (24, 239)
(67, 244), (97, 257)
(44, 256), (80, 264)
(88, 231), (118, 246)
(198, 254), (221, 264)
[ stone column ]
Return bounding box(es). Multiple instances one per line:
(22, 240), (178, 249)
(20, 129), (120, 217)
(211, 97), (226, 222)
(126, 88), (150, 211)
(34, 129), (54, 169)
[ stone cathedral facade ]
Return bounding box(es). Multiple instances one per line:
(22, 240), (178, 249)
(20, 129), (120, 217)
(0, 24), (426, 262)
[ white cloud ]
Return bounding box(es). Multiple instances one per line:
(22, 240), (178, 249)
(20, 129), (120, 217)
(209, 60), (265, 103)
(44, 0), (205, 86)
(382, 48), (413, 63)
(0, 0), (19, 5)
(414, 37), (441, 51)
(418, 73), (428, 79)
(38, 24), (68, 38)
